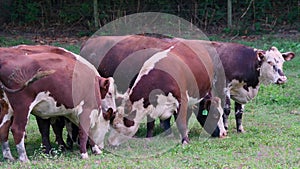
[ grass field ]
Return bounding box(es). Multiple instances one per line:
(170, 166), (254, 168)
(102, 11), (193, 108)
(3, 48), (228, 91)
(0, 35), (299, 168)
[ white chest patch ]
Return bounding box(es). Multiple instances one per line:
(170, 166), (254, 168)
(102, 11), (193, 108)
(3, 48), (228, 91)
(228, 79), (259, 104)
(29, 91), (84, 124)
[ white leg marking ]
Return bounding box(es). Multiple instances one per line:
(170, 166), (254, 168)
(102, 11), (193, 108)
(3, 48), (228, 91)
(2, 141), (15, 161)
(16, 136), (29, 162)
(92, 145), (102, 155)
(81, 152), (89, 159)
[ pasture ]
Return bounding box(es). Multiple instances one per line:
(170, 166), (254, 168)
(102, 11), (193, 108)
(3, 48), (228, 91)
(0, 35), (299, 168)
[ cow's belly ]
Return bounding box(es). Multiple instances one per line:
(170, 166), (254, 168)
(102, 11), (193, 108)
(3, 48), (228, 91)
(147, 91), (202, 120)
(228, 80), (259, 104)
(29, 91), (83, 124)
(147, 93), (179, 120)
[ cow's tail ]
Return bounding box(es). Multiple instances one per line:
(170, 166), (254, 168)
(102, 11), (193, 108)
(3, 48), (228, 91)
(1, 69), (56, 93)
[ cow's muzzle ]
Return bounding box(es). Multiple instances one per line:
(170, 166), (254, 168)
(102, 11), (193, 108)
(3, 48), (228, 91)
(276, 75), (287, 84)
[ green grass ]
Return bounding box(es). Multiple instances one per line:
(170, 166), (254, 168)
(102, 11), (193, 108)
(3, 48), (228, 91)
(0, 35), (299, 168)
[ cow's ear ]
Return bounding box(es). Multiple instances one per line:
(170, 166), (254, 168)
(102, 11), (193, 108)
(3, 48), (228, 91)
(103, 108), (114, 121)
(99, 78), (110, 99)
(282, 52), (295, 61)
(256, 50), (265, 61)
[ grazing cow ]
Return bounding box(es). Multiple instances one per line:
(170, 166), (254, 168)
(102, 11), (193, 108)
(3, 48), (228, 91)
(80, 35), (227, 146)
(0, 45), (116, 162)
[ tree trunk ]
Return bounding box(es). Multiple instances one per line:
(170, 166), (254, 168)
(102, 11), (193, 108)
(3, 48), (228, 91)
(227, 0), (232, 28)
(94, 0), (99, 28)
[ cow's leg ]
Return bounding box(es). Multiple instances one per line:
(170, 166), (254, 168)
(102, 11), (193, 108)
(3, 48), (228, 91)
(78, 108), (95, 159)
(51, 117), (67, 151)
(0, 117), (14, 161)
(11, 114), (29, 162)
(78, 124), (89, 159)
(235, 102), (245, 133)
(0, 99), (14, 161)
(223, 95), (231, 131)
(65, 119), (79, 150)
(88, 138), (102, 155)
(146, 115), (155, 138)
(2, 141), (14, 161)
(35, 116), (52, 154)
(176, 101), (189, 144)
(160, 117), (172, 136)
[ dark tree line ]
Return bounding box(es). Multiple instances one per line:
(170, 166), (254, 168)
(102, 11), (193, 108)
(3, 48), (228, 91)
(0, 0), (299, 34)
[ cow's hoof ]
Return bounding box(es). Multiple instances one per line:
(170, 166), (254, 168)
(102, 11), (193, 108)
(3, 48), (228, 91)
(181, 137), (190, 145)
(237, 127), (245, 133)
(237, 130), (246, 133)
(81, 153), (89, 159)
(92, 145), (102, 155)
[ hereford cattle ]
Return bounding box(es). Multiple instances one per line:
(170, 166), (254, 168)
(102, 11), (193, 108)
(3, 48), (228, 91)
(80, 34), (295, 137)
(214, 43), (295, 133)
(81, 34), (227, 146)
(0, 45), (116, 162)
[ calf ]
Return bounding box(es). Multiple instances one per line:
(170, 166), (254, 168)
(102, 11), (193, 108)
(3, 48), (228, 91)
(0, 45), (116, 162)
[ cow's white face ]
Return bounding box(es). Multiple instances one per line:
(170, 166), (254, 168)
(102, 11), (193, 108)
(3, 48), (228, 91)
(108, 92), (180, 146)
(101, 77), (117, 112)
(259, 47), (295, 85)
(108, 98), (149, 146)
(89, 108), (112, 149)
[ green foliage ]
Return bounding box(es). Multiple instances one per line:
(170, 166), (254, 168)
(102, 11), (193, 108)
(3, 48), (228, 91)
(1, 0), (298, 34)
(9, 1), (41, 24)
(59, 2), (93, 25)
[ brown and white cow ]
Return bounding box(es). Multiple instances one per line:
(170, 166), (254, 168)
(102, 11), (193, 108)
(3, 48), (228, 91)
(80, 35), (227, 146)
(212, 43), (295, 132)
(0, 45), (116, 162)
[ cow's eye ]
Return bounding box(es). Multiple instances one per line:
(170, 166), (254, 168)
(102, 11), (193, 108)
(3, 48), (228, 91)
(267, 61), (274, 66)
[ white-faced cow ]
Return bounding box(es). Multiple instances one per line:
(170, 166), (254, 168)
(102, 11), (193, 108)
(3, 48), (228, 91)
(212, 43), (295, 132)
(80, 34), (227, 146)
(0, 45), (116, 162)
